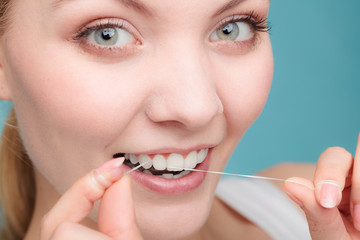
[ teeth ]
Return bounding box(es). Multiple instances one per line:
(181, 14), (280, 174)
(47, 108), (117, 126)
(124, 148), (209, 173)
(163, 149), (208, 171)
(162, 170), (192, 179)
(152, 155), (166, 170)
(138, 154), (152, 169)
(143, 170), (153, 175)
(167, 153), (184, 171)
(184, 151), (197, 169)
(175, 170), (191, 178)
(182, 170), (191, 177)
(162, 173), (174, 179)
(173, 173), (182, 179)
(129, 154), (139, 165)
(197, 148), (208, 164)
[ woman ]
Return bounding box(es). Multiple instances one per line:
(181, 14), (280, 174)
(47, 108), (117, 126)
(0, 0), (358, 239)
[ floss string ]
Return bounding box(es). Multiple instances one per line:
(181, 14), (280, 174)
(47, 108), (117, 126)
(182, 167), (299, 184)
(125, 160), (299, 184)
(125, 161), (149, 175)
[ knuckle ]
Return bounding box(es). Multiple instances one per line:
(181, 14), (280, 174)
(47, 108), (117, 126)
(322, 146), (353, 165)
(85, 173), (106, 200)
(325, 146), (352, 158)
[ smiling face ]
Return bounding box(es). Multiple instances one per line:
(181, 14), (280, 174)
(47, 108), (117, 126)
(0, 0), (272, 239)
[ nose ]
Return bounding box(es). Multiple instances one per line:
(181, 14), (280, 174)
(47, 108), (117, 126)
(145, 44), (224, 130)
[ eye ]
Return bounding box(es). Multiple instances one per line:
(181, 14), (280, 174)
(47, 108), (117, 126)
(88, 27), (134, 47)
(210, 21), (253, 42)
(72, 18), (141, 55)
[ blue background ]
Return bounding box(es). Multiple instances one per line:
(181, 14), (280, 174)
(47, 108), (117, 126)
(0, 1), (359, 175)
(226, 0), (360, 174)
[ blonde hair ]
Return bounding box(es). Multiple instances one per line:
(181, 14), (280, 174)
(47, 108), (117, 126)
(0, 1), (35, 239)
(0, 0), (12, 35)
(0, 109), (35, 240)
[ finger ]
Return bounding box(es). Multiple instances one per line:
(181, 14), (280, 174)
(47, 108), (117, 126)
(50, 222), (112, 240)
(338, 187), (351, 216)
(41, 157), (125, 240)
(284, 177), (350, 239)
(98, 175), (142, 240)
(351, 132), (360, 230)
(313, 147), (353, 208)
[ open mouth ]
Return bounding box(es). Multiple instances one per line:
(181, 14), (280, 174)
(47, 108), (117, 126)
(113, 148), (209, 179)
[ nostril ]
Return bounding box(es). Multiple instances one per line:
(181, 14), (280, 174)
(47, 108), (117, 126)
(113, 153), (125, 159)
(145, 88), (223, 130)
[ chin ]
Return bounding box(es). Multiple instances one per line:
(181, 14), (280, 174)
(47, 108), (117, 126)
(86, 146), (223, 239)
(118, 147), (217, 239)
(133, 179), (215, 240)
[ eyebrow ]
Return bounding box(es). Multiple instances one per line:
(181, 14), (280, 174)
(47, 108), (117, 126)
(52, 0), (152, 16)
(213, 0), (247, 17)
(52, 0), (266, 18)
(214, 0), (270, 17)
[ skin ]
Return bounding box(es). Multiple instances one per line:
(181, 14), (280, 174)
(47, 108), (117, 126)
(0, 0), (358, 239)
(0, 0), (273, 238)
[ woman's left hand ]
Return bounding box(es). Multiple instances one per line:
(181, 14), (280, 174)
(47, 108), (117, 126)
(284, 133), (360, 239)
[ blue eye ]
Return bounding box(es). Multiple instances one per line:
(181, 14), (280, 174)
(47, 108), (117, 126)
(88, 27), (134, 47)
(210, 21), (253, 41)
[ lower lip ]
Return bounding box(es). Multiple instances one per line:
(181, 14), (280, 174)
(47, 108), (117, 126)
(122, 149), (212, 195)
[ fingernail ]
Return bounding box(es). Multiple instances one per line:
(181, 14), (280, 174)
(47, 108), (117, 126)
(92, 157), (125, 188)
(316, 180), (341, 209)
(354, 204), (360, 231)
(285, 191), (304, 208)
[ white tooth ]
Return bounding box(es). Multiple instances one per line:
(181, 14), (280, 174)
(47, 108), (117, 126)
(129, 154), (139, 164)
(152, 155), (166, 170)
(143, 170), (153, 175)
(138, 154), (152, 169)
(184, 151), (198, 169)
(162, 173), (174, 179)
(167, 153), (184, 171)
(178, 171), (187, 178)
(173, 173), (182, 179)
(125, 153), (130, 160)
(174, 170), (191, 179)
(181, 170), (191, 177)
(197, 148), (208, 163)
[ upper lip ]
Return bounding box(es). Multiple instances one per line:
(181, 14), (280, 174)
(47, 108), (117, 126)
(116, 144), (216, 157)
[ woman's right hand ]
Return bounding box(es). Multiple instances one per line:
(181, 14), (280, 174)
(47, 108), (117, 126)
(284, 134), (360, 239)
(40, 157), (143, 240)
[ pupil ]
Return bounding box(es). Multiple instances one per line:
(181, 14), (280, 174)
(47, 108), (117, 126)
(101, 28), (115, 41)
(222, 24), (234, 35)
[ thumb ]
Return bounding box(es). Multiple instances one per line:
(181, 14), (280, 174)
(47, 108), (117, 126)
(284, 177), (349, 240)
(98, 175), (142, 240)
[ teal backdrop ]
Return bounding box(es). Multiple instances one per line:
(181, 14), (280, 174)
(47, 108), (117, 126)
(0, 1), (359, 175)
(226, 0), (360, 174)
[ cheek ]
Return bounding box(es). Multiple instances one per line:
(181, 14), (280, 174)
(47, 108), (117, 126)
(2, 38), (150, 192)
(215, 41), (273, 135)
(7, 51), (126, 141)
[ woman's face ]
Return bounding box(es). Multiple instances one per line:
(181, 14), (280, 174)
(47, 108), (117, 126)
(0, 0), (272, 239)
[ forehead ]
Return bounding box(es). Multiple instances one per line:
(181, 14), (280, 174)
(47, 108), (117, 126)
(50, 0), (270, 17)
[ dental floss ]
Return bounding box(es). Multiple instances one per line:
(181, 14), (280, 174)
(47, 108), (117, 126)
(181, 167), (299, 184)
(125, 160), (300, 184)
(125, 160), (152, 175)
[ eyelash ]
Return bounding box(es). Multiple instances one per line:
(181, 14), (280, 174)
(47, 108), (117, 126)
(219, 11), (271, 34)
(71, 11), (271, 54)
(73, 19), (127, 42)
